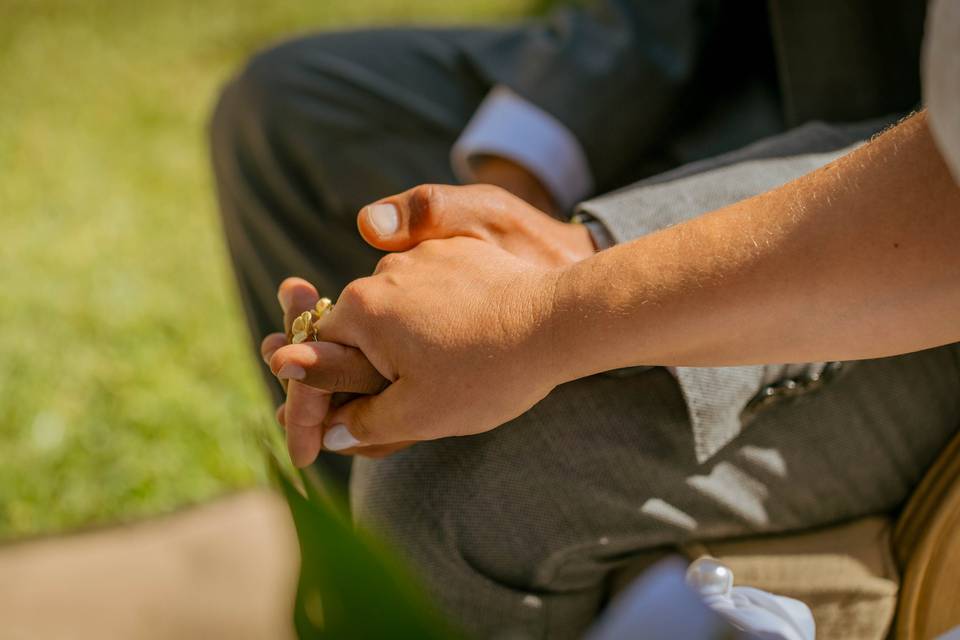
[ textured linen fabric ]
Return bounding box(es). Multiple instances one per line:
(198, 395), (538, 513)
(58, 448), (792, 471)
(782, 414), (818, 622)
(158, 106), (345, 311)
(351, 350), (960, 639)
(578, 119), (893, 463)
(924, 0), (960, 183)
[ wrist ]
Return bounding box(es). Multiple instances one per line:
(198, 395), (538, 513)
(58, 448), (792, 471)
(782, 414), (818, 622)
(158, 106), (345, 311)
(534, 260), (604, 387)
(562, 221), (597, 262)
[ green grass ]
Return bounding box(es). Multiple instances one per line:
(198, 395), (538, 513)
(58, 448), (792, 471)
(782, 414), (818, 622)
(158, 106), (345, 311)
(0, 0), (534, 539)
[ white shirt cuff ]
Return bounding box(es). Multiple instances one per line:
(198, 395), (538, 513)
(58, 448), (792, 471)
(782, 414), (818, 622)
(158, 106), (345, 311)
(451, 86), (594, 212)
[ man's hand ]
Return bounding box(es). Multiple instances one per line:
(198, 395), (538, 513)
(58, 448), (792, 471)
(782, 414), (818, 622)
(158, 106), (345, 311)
(355, 182), (594, 264)
(308, 217), (567, 450)
(260, 279), (393, 466)
(264, 184), (595, 465)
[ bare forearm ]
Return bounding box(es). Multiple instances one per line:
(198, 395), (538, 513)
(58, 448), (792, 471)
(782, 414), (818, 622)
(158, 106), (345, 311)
(551, 111), (960, 380)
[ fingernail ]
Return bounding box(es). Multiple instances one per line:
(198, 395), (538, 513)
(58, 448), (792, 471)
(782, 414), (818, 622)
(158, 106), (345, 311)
(277, 288), (292, 312)
(323, 424), (361, 451)
(366, 203), (399, 237)
(277, 363), (306, 381)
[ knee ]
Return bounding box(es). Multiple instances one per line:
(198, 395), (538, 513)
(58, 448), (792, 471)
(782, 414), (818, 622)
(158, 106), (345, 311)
(208, 39), (309, 163)
(352, 439), (527, 586)
(351, 440), (472, 560)
(353, 438), (610, 637)
(351, 433), (605, 595)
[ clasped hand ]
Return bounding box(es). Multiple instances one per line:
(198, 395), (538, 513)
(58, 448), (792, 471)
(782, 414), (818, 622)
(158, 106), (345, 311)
(260, 184), (594, 466)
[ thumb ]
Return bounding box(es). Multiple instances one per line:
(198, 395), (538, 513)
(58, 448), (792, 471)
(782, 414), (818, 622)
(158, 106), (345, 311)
(321, 379), (412, 450)
(356, 184), (489, 252)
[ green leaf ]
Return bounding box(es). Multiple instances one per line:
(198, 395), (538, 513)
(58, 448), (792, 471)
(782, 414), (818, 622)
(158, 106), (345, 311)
(269, 454), (463, 640)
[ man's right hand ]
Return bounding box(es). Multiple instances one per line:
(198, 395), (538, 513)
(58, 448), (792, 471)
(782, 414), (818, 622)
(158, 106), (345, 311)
(264, 183), (597, 465)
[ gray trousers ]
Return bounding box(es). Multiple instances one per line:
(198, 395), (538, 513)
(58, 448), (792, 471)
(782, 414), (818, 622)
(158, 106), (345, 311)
(210, 28), (960, 640)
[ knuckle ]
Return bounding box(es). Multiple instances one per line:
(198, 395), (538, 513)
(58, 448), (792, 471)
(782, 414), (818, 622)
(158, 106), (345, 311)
(331, 368), (350, 392)
(339, 279), (370, 310)
(350, 410), (375, 443)
(339, 276), (386, 321)
(476, 183), (508, 199)
(373, 252), (405, 274)
(408, 184), (444, 229)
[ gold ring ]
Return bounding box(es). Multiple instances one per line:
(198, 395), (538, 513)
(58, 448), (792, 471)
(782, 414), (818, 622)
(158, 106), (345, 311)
(289, 297), (334, 344)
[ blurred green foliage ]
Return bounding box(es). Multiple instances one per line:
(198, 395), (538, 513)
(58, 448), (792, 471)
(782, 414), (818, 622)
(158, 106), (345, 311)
(274, 460), (461, 639)
(0, 0), (534, 539)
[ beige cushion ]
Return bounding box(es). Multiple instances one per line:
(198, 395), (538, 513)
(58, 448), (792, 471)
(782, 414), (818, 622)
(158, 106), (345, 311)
(609, 517), (900, 640)
(688, 517), (899, 640)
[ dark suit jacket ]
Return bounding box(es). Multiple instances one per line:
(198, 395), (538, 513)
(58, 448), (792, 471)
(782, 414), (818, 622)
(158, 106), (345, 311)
(462, 0), (926, 192)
